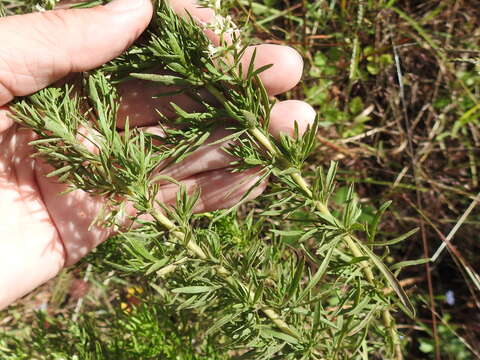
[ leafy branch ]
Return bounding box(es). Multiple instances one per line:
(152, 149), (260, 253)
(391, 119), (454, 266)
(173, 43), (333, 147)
(11, 1), (418, 358)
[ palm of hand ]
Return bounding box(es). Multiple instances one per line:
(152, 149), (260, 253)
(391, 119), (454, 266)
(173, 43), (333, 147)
(0, 0), (314, 308)
(0, 48), (312, 262)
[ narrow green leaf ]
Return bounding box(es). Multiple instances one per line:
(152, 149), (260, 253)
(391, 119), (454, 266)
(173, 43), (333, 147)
(46, 165), (73, 178)
(205, 313), (239, 337)
(355, 240), (416, 318)
(348, 307), (377, 336)
(284, 257), (304, 302)
(145, 258), (170, 275)
(368, 227), (419, 246)
(172, 285), (217, 294)
(270, 230), (304, 237)
(261, 329), (298, 345)
(368, 201), (392, 242)
(253, 282), (264, 304)
(127, 238), (158, 262)
(297, 246), (335, 303)
(130, 73), (195, 86)
(391, 257), (429, 271)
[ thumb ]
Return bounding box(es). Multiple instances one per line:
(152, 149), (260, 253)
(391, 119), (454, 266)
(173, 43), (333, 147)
(0, 0), (153, 105)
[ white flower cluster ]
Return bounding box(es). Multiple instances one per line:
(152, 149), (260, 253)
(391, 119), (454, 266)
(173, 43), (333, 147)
(34, 4), (47, 12)
(207, 44), (219, 57)
(200, 0), (242, 59)
(205, 15), (241, 58)
(33, 0), (56, 12)
(208, 14), (238, 36)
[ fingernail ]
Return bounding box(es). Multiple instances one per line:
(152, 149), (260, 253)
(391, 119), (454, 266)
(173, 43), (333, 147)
(105, 0), (144, 12)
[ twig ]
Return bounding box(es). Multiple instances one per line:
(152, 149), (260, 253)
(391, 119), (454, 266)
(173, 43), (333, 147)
(431, 192), (480, 262)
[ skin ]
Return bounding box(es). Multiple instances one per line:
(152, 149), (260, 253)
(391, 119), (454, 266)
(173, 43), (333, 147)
(0, 0), (315, 308)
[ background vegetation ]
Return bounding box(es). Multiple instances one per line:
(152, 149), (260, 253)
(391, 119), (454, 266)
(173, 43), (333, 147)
(1, 0), (479, 359)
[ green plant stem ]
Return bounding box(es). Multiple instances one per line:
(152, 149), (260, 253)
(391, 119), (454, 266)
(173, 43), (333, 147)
(383, 308), (403, 360)
(153, 55), (401, 356)
(250, 127), (376, 282)
(248, 126), (403, 359)
(205, 83), (382, 286)
(204, 79), (396, 293)
(205, 84), (228, 106)
(151, 209), (299, 339)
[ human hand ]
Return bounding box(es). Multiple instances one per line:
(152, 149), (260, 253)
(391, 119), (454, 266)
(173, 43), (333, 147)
(0, 0), (315, 308)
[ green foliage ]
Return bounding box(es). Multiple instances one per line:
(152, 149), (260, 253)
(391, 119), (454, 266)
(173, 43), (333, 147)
(5, 1), (420, 358)
(1, 300), (228, 359)
(6, 0), (480, 359)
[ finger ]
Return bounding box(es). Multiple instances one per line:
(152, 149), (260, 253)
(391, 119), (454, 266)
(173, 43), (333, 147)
(162, 100), (315, 179)
(116, 47), (305, 129)
(239, 45), (303, 96)
(268, 100), (316, 138)
(153, 127), (235, 181)
(168, 0), (215, 31)
(158, 166), (268, 213)
(140, 100), (315, 183)
(116, 44), (304, 129)
(0, 0), (153, 105)
(116, 125), (234, 183)
(168, 0), (303, 96)
(116, 69), (214, 128)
